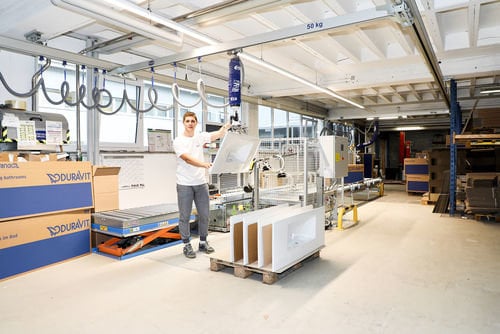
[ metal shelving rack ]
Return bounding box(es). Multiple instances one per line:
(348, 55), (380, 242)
(449, 79), (460, 216)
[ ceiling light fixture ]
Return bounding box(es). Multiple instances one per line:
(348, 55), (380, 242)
(239, 52), (365, 109)
(480, 89), (500, 94)
(62, 0), (365, 110)
(51, 0), (182, 45)
(102, 0), (217, 45)
(395, 126), (424, 131)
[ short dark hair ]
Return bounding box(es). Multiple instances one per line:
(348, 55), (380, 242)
(183, 111), (198, 122)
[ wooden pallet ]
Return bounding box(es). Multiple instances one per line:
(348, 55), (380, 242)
(421, 198), (436, 205)
(474, 213), (500, 223)
(421, 193), (437, 205)
(209, 250), (320, 284)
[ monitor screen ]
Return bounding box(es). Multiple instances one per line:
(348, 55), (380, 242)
(209, 132), (261, 174)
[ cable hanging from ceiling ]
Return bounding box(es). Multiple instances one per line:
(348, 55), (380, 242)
(0, 56), (47, 98)
(147, 67), (173, 113)
(0, 57), (115, 113)
(171, 60), (202, 109)
(0, 57), (221, 114)
(0, 55), (237, 114)
(171, 57), (234, 109)
(96, 67), (157, 115)
(197, 56), (231, 109)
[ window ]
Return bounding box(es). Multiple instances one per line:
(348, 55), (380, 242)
(258, 105), (322, 140)
(99, 78), (139, 144)
(273, 108), (287, 138)
(38, 61), (83, 146)
(258, 105), (272, 138)
(143, 82), (174, 145)
(206, 94), (227, 123)
(301, 116), (318, 138)
(38, 61), (143, 148)
(289, 112), (301, 138)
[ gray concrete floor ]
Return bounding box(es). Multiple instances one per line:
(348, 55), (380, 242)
(1, 184), (499, 334)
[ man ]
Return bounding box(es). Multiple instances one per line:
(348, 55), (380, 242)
(173, 111), (230, 258)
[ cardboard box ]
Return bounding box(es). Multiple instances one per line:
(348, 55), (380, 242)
(404, 158), (429, 175)
(0, 152), (69, 162)
(0, 161), (93, 221)
(404, 158), (429, 165)
(147, 129), (172, 152)
(348, 164), (364, 172)
(406, 174), (429, 182)
(406, 181), (429, 192)
(0, 209), (91, 280)
(92, 166), (120, 212)
(345, 164), (364, 184)
(0, 151), (18, 162)
(18, 153), (58, 162)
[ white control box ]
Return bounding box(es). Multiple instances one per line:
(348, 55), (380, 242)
(318, 135), (348, 178)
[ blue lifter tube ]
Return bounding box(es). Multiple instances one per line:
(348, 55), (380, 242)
(228, 56), (241, 123)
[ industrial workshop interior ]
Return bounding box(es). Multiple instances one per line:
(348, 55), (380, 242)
(0, 0), (499, 333)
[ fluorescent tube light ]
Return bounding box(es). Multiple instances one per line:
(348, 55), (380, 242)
(480, 89), (500, 94)
(395, 126), (423, 131)
(51, 0), (182, 45)
(102, 0), (217, 45)
(239, 52), (365, 109)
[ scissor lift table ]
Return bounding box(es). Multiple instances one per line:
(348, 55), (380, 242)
(91, 204), (194, 259)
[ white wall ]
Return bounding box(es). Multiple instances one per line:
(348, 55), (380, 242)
(0, 51), (35, 107)
(107, 153), (178, 210)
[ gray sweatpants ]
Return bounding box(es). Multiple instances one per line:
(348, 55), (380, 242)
(176, 183), (210, 243)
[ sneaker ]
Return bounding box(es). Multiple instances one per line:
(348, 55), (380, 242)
(183, 243), (196, 258)
(199, 241), (215, 254)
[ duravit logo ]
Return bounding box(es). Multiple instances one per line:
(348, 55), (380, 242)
(46, 170), (91, 184)
(46, 218), (90, 237)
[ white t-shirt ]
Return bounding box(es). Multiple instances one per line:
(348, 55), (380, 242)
(173, 131), (211, 186)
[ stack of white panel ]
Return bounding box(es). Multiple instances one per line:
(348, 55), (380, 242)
(229, 204), (325, 273)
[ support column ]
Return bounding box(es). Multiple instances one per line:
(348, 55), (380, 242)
(85, 39), (100, 164)
(399, 131), (405, 180)
(243, 102), (259, 137)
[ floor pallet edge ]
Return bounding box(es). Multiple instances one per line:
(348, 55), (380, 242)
(473, 213), (500, 223)
(209, 250), (321, 284)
